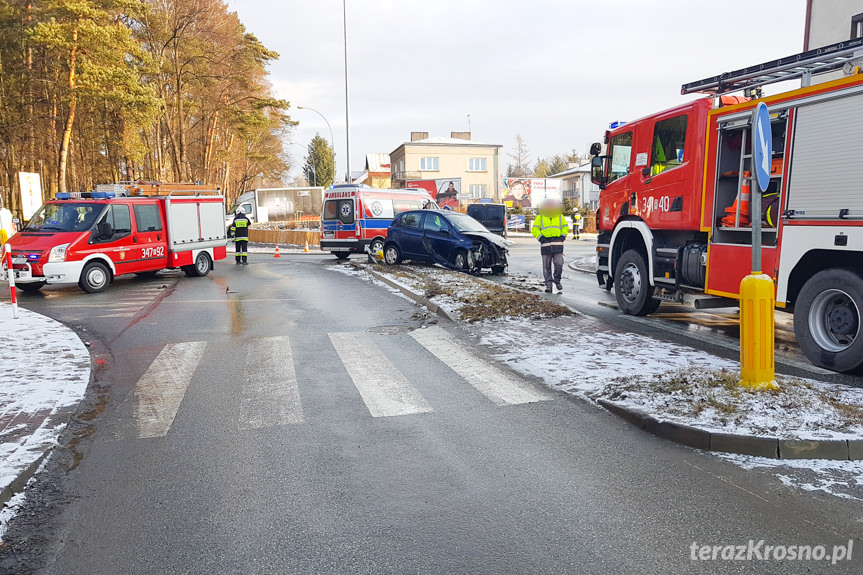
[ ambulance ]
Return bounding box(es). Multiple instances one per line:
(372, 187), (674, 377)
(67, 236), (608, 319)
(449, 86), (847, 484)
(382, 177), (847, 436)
(1, 189), (227, 293)
(321, 185), (437, 259)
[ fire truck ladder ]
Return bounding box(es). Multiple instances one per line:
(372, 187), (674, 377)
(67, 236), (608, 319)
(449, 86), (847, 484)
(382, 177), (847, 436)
(681, 37), (863, 95)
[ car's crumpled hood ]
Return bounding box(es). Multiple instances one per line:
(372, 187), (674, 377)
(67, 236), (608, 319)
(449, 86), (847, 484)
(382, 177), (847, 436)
(463, 231), (508, 250)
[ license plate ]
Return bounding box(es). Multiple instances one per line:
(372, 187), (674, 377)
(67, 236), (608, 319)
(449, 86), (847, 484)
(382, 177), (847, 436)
(11, 257), (27, 265)
(323, 231), (335, 239)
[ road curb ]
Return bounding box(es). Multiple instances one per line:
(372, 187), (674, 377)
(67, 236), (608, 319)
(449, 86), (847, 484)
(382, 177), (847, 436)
(349, 262), (454, 322)
(0, 305), (93, 508)
(596, 399), (859, 460)
(0, 453), (47, 508)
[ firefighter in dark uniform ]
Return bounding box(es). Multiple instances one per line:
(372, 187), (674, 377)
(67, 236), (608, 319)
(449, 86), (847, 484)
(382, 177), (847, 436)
(229, 207), (251, 265)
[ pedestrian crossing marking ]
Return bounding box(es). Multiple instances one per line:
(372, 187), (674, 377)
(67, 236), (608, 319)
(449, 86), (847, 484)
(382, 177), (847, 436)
(329, 332), (434, 418)
(135, 341), (207, 438)
(410, 326), (552, 406)
(240, 336), (303, 429)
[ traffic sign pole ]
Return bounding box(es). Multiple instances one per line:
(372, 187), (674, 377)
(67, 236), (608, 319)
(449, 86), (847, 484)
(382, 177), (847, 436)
(739, 102), (776, 390)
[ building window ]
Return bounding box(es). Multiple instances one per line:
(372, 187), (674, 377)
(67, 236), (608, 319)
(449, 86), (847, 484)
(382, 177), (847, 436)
(467, 184), (488, 198)
(468, 158), (487, 172)
(853, 13), (863, 39)
(419, 157), (439, 171)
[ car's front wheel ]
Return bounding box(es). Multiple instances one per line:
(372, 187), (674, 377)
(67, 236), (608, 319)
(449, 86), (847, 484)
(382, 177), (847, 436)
(384, 244), (402, 265)
(79, 261), (111, 293)
(454, 250), (469, 271)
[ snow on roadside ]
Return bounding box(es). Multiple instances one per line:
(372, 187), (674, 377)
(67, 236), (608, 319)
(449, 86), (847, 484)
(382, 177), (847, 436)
(475, 315), (736, 393)
(0, 304), (90, 536)
(327, 264), (417, 305)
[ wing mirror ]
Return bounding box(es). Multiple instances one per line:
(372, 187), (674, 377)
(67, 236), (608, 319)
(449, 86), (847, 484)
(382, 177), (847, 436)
(589, 142), (602, 156)
(591, 156), (608, 189)
(97, 222), (113, 239)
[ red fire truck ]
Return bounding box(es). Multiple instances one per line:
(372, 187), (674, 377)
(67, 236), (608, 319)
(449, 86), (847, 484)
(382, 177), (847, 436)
(321, 185), (436, 259)
(591, 38), (863, 373)
(1, 189), (227, 293)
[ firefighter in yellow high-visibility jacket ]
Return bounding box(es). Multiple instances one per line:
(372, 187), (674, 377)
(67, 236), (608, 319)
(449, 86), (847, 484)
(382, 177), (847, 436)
(531, 199), (570, 293)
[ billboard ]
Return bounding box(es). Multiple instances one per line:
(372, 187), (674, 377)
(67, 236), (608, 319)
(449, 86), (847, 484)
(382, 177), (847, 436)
(502, 178), (532, 208)
(502, 178), (563, 209)
(18, 172), (42, 220)
(406, 178), (461, 209)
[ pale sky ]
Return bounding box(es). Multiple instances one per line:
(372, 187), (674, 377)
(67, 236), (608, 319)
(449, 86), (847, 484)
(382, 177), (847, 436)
(227, 0), (806, 180)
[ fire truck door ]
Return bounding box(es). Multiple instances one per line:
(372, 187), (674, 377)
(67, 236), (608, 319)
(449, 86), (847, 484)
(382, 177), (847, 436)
(632, 113), (688, 225)
(132, 202), (169, 271)
(88, 203), (138, 276)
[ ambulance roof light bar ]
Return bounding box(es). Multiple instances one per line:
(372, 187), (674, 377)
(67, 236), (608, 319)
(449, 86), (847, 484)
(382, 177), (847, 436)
(682, 37), (863, 96)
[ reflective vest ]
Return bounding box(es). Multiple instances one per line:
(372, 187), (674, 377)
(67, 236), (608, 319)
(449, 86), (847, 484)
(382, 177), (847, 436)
(230, 215), (251, 239)
(531, 214), (570, 254)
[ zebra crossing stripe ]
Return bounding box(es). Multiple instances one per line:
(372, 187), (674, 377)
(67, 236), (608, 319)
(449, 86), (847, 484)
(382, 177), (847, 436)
(240, 336), (303, 430)
(135, 341), (207, 438)
(329, 332), (433, 418)
(410, 326), (551, 406)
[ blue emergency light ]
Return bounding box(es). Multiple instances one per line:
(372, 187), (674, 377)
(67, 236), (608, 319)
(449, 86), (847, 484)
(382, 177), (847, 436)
(55, 191), (115, 200)
(609, 121), (627, 129)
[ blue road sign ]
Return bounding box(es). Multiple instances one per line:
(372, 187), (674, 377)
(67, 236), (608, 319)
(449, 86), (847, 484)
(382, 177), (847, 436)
(752, 102), (773, 192)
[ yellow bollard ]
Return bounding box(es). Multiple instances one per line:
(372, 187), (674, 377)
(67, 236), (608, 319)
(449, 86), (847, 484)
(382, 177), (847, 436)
(739, 273), (777, 390)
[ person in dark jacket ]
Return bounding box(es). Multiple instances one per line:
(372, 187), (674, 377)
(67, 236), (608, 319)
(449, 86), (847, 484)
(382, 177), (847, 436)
(229, 207), (251, 265)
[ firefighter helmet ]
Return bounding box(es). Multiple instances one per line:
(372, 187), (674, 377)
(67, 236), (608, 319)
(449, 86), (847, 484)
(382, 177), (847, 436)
(236, 207), (245, 215)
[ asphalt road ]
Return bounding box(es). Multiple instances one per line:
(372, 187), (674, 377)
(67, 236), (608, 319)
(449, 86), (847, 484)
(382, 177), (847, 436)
(1, 254), (862, 574)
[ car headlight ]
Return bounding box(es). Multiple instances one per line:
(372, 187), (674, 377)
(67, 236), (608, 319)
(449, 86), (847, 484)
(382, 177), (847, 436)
(48, 243), (70, 263)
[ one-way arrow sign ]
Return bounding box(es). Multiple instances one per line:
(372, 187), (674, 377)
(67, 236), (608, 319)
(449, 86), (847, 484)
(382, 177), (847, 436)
(752, 102), (772, 192)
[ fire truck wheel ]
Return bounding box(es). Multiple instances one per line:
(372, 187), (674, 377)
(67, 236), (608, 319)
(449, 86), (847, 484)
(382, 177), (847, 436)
(384, 244), (402, 266)
(17, 281), (46, 292)
(614, 249), (660, 316)
(794, 269), (863, 373)
(184, 252), (212, 277)
(369, 238), (384, 255)
(79, 261), (111, 293)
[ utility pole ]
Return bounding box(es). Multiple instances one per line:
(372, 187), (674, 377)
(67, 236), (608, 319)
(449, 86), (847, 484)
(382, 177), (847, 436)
(343, 0), (352, 184)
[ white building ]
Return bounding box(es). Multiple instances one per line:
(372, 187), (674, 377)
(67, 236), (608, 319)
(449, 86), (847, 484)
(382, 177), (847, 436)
(549, 163), (599, 210)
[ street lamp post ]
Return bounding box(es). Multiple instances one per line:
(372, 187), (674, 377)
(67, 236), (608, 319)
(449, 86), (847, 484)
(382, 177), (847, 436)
(343, 0), (352, 184)
(297, 107), (334, 149)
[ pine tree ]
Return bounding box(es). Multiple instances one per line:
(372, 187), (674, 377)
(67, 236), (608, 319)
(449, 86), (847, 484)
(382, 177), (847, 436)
(302, 134), (335, 188)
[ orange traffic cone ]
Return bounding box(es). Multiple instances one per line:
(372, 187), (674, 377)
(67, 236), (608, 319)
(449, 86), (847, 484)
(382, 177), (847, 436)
(721, 171), (751, 228)
(274, 245), (281, 258)
(303, 241), (310, 253)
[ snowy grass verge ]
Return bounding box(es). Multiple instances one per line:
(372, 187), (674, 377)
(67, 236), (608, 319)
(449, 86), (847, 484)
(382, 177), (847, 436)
(0, 304), (90, 539)
(359, 262), (573, 322)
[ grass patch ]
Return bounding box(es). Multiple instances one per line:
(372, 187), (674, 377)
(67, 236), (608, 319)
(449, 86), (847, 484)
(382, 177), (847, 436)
(600, 367), (863, 437)
(367, 262), (574, 322)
